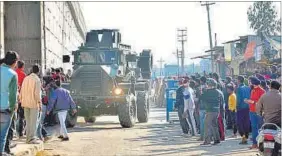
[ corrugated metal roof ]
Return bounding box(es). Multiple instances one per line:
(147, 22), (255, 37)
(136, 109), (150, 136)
(190, 54), (211, 59)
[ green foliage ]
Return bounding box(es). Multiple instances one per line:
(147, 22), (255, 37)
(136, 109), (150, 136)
(247, 2), (281, 36)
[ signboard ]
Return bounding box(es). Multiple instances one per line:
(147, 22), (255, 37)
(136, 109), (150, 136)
(224, 43), (232, 61)
(255, 44), (263, 62)
(244, 41), (256, 60)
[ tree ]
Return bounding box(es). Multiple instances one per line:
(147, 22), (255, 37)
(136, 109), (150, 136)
(247, 2), (281, 36)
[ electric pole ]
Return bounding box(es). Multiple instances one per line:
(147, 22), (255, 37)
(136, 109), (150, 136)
(173, 49), (181, 76)
(177, 28), (187, 74)
(157, 58), (165, 76)
(201, 1), (215, 72)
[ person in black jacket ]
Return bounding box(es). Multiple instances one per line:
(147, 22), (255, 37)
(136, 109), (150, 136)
(174, 78), (190, 136)
(212, 73), (225, 141)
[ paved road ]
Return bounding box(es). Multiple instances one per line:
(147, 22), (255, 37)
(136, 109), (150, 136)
(44, 108), (259, 156)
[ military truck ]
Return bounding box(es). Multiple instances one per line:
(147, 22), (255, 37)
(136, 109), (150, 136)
(63, 29), (153, 128)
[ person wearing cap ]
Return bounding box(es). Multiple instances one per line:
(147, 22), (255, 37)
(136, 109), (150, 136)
(200, 78), (222, 146)
(236, 75), (251, 145)
(244, 77), (265, 149)
(174, 78), (190, 136)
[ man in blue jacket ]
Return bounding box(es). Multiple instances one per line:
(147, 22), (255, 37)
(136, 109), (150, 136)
(236, 75), (251, 145)
(47, 80), (77, 141)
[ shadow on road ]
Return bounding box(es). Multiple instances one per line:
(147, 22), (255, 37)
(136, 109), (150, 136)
(123, 108), (258, 156)
(126, 122), (258, 155)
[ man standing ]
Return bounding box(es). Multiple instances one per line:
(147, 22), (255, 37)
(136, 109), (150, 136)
(174, 78), (190, 136)
(257, 80), (281, 156)
(0, 51), (18, 155)
(197, 76), (207, 141)
(200, 78), (222, 146)
(5, 60), (26, 154)
(212, 73), (225, 141)
(183, 80), (197, 136)
(236, 75), (251, 145)
(15, 60), (26, 137)
(245, 77), (265, 149)
(257, 80), (281, 127)
(224, 76), (233, 129)
(194, 79), (201, 133)
(227, 84), (237, 137)
(20, 65), (42, 144)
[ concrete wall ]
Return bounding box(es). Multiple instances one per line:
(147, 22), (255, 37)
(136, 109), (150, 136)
(4, 1), (86, 73)
(0, 2), (4, 58)
(4, 2), (41, 72)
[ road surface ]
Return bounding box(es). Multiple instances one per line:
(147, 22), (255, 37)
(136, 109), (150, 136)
(43, 107), (259, 156)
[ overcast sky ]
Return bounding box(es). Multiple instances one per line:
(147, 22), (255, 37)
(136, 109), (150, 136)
(80, 2), (281, 66)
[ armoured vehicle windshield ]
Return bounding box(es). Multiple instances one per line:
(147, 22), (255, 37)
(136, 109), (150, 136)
(74, 50), (118, 65)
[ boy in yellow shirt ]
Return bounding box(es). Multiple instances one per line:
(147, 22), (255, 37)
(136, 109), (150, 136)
(227, 84), (237, 137)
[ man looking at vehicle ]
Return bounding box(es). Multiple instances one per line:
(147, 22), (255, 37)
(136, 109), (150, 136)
(20, 64), (42, 144)
(175, 78), (190, 136)
(0, 51), (19, 155)
(200, 78), (222, 146)
(15, 60), (26, 138)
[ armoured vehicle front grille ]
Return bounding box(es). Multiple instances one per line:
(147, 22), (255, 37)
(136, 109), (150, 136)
(79, 71), (102, 95)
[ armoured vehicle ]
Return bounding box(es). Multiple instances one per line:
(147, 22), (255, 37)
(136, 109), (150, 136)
(64, 29), (153, 128)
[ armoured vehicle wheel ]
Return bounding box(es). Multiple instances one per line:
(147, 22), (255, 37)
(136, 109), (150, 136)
(66, 111), (78, 128)
(137, 91), (149, 123)
(118, 94), (136, 128)
(84, 116), (96, 123)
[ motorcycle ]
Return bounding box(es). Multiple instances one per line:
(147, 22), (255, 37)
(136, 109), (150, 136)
(257, 123), (281, 156)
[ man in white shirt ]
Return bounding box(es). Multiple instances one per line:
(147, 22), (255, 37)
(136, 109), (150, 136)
(183, 81), (197, 136)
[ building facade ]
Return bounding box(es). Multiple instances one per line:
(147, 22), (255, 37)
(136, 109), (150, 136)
(0, 2), (3, 58)
(4, 2), (86, 73)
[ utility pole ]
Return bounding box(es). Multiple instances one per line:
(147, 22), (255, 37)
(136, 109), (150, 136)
(172, 48), (181, 76)
(215, 33), (217, 47)
(157, 58), (165, 77)
(177, 28), (187, 74)
(201, 1), (215, 72)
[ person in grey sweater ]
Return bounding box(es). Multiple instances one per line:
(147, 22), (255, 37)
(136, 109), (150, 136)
(256, 80), (281, 127)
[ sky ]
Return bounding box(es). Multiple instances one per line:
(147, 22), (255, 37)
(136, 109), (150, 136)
(80, 2), (281, 67)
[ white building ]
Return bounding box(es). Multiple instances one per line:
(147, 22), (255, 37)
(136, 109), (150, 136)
(4, 2), (87, 73)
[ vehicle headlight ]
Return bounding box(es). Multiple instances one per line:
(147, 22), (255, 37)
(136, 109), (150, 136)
(114, 88), (123, 95)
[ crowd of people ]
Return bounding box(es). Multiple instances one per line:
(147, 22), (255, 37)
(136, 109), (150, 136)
(0, 51), (76, 156)
(174, 69), (281, 150)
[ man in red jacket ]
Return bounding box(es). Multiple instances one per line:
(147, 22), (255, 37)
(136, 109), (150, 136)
(16, 61), (26, 89)
(245, 77), (265, 149)
(15, 60), (26, 137)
